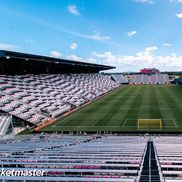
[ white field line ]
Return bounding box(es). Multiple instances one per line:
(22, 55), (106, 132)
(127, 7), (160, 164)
(52, 119), (178, 128)
(172, 119), (178, 127)
(90, 111), (110, 127)
(122, 119), (128, 127)
(51, 126), (134, 128)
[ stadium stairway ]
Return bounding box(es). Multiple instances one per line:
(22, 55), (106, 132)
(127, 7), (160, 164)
(139, 141), (161, 182)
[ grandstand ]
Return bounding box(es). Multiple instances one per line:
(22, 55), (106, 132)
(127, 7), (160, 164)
(0, 50), (120, 128)
(0, 50), (182, 182)
(154, 136), (182, 182)
(0, 134), (154, 181)
(130, 74), (170, 85)
(111, 74), (129, 84)
(129, 68), (170, 85)
(0, 134), (182, 181)
(0, 74), (119, 125)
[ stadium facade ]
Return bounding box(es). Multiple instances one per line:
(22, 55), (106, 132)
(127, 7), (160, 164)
(140, 68), (160, 75)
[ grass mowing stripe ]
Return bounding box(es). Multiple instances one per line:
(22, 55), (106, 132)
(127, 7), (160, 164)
(149, 85), (163, 120)
(159, 86), (182, 126)
(137, 85), (150, 119)
(79, 86), (135, 127)
(120, 86), (144, 129)
(168, 85), (182, 99)
(156, 86), (177, 127)
(73, 85), (133, 126)
(108, 86), (142, 127)
(93, 86), (138, 126)
(164, 85), (182, 111)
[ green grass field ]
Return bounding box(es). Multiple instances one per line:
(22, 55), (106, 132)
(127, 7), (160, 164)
(41, 85), (182, 133)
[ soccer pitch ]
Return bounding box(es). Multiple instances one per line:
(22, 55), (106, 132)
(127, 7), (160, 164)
(41, 85), (182, 133)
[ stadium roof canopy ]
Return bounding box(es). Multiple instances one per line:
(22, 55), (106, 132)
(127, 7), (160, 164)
(0, 50), (115, 74)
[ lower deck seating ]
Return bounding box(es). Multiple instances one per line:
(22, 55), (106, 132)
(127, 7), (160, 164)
(111, 74), (128, 84)
(0, 74), (120, 124)
(0, 114), (12, 136)
(0, 135), (147, 182)
(154, 136), (182, 182)
(3, 134), (182, 181)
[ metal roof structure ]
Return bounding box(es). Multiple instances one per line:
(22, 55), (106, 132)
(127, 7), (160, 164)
(0, 50), (115, 74)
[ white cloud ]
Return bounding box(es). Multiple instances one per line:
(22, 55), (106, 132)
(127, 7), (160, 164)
(134, 0), (154, 4)
(0, 43), (18, 50)
(87, 57), (97, 64)
(70, 42), (78, 50)
(50, 51), (62, 58)
(176, 13), (182, 18)
(52, 46), (182, 71)
(90, 46), (182, 71)
(170, 0), (182, 3)
(162, 43), (172, 47)
(89, 32), (111, 41)
(66, 54), (97, 64)
(67, 54), (83, 61)
(127, 31), (137, 37)
(144, 46), (158, 52)
(68, 5), (80, 16)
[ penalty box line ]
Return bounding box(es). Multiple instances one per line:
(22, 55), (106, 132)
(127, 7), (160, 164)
(122, 118), (178, 128)
(52, 119), (177, 128)
(122, 118), (137, 127)
(51, 125), (132, 128)
(171, 119), (177, 127)
(122, 119), (128, 127)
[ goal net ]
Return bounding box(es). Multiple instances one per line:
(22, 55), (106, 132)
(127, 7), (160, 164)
(138, 119), (163, 130)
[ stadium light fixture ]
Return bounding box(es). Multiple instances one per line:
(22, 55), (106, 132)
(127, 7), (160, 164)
(6, 56), (10, 59)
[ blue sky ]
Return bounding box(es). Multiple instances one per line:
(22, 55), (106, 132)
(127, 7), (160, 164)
(0, 0), (182, 72)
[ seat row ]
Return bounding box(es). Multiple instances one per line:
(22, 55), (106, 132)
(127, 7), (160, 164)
(154, 136), (182, 182)
(0, 74), (120, 124)
(130, 74), (170, 84)
(0, 135), (147, 181)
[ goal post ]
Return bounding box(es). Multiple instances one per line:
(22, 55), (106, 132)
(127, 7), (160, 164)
(138, 119), (163, 130)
